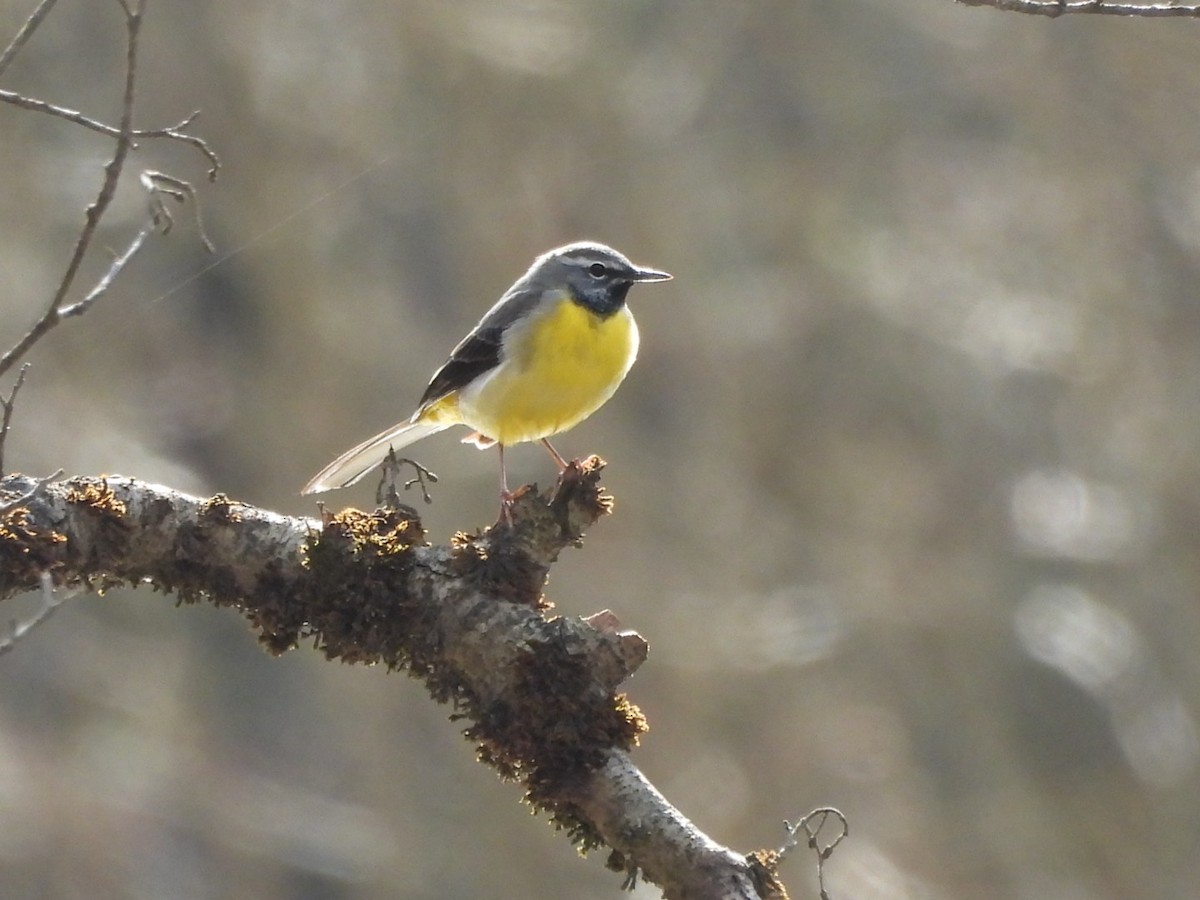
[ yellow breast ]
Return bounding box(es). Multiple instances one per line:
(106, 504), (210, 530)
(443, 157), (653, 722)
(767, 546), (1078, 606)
(457, 294), (639, 446)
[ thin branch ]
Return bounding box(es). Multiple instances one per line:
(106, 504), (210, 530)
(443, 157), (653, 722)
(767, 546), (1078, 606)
(59, 224), (155, 320)
(0, 572), (67, 656)
(377, 449), (439, 506)
(3, 0), (142, 377)
(780, 809), (849, 900)
(0, 1), (142, 382)
(2, 173), (211, 388)
(957, 0), (1200, 15)
(0, 0), (60, 79)
(0, 94), (220, 179)
(1, 1), (220, 384)
(0, 364), (30, 476)
(50, 171), (216, 323)
(138, 170), (216, 251)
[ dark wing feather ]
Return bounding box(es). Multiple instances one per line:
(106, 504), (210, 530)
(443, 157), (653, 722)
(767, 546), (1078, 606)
(417, 328), (502, 407)
(416, 285), (544, 409)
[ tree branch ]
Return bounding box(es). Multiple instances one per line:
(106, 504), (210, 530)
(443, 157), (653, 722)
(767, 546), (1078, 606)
(0, 92), (221, 179)
(0, 461), (790, 898)
(956, 0), (1200, 15)
(0, 0), (218, 383)
(0, 365), (30, 476)
(0, 0), (143, 381)
(0, 0), (59, 79)
(0, 570), (67, 657)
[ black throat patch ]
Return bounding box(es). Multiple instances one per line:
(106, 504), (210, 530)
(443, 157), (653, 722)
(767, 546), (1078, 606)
(571, 281), (632, 319)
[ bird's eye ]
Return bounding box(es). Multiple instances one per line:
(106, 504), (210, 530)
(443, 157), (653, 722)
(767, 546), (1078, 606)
(587, 262), (607, 279)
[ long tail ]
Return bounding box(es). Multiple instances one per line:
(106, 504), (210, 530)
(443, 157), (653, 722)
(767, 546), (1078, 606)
(301, 418), (450, 494)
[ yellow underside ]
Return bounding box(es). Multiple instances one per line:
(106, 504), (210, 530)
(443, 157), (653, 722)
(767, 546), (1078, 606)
(419, 296), (638, 446)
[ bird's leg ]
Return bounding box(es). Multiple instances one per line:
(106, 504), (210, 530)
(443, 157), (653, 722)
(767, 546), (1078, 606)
(498, 443), (515, 526)
(541, 438), (569, 470)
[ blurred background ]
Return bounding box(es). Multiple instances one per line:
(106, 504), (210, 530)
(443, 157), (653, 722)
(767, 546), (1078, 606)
(3, 0), (1200, 897)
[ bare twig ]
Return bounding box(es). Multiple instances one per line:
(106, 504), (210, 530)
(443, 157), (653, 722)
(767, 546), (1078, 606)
(0, 364), (30, 475)
(0, 0), (60, 79)
(59, 224), (156, 321)
(0, 1), (143, 382)
(780, 808), (848, 900)
(0, 572), (67, 657)
(957, 0), (1200, 15)
(52, 172), (215, 320)
(140, 170), (215, 251)
(1, 1), (219, 386)
(5, 173), (210, 388)
(0, 94), (220, 179)
(377, 449), (439, 506)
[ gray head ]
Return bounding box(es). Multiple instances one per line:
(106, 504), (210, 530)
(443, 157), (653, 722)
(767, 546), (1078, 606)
(527, 241), (672, 317)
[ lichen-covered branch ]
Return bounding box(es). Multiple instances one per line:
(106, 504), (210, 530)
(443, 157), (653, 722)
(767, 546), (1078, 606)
(578, 750), (787, 899)
(0, 460), (785, 899)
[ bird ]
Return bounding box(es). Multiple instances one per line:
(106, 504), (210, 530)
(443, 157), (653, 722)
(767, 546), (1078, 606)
(301, 241), (672, 520)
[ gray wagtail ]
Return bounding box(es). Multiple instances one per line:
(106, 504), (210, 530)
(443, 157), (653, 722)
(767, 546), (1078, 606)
(302, 242), (672, 518)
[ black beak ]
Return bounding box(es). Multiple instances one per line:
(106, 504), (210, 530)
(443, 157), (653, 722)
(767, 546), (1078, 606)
(630, 264), (672, 283)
